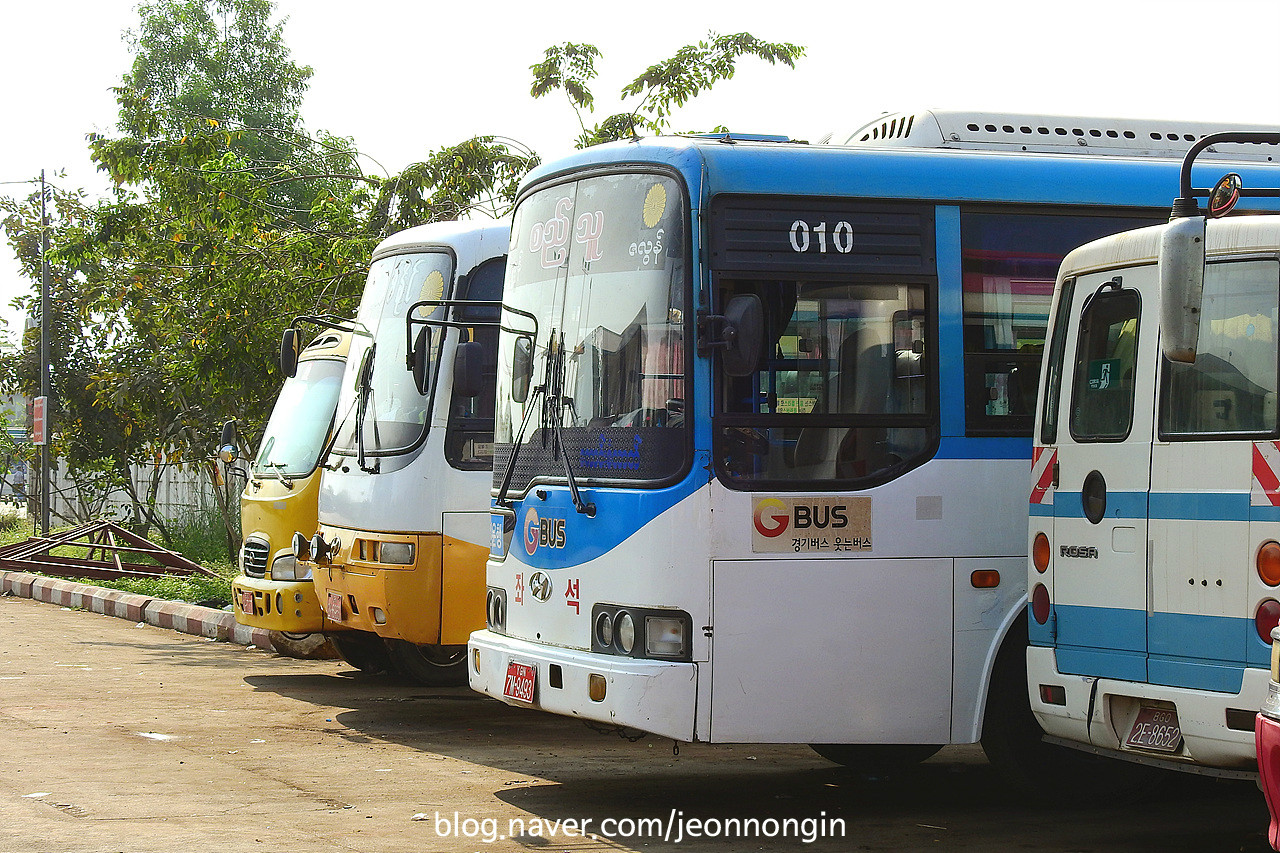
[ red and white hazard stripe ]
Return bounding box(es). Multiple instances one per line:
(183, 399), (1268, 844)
(1031, 446), (1056, 505)
(1252, 441), (1280, 507)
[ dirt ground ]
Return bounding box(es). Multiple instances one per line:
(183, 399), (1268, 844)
(0, 593), (1271, 853)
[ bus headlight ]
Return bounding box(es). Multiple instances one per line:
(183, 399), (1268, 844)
(590, 604), (692, 661)
(270, 554), (311, 582)
(379, 542), (414, 565)
(616, 612), (636, 654)
(595, 611), (614, 647)
(486, 587), (507, 633)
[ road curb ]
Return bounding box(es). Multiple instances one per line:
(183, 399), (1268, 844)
(0, 570), (271, 649)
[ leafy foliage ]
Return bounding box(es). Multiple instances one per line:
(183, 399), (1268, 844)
(0, 0), (536, 552)
(532, 32), (804, 148)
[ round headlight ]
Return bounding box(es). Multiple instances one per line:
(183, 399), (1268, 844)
(595, 611), (614, 647)
(291, 531), (310, 561)
(616, 611), (635, 654)
(310, 533), (328, 564)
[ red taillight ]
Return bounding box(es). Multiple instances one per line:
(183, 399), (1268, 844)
(1258, 600), (1280, 643)
(1032, 583), (1051, 625)
(1039, 684), (1066, 705)
(1033, 533), (1051, 574)
(1259, 542), (1280, 587)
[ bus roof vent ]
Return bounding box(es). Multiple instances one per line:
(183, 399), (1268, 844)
(826, 110), (1280, 160)
(307, 332), (343, 351)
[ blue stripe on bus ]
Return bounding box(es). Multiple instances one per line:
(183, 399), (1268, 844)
(1039, 490), (1280, 523)
(935, 436), (1030, 460)
(505, 473), (706, 570)
(1055, 603), (1146, 654)
(1149, 492), (1250, 521)
(935, 207), (965, 440)
(1046, 604), (1269, 692)
(1052, 490), (1149, 519)
(1029, 503), (1055, 517)
(1056, 646), (1148, 683)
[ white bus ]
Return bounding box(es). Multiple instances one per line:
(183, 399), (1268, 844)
(467, 112), (1280, 772)
(296, 221), (508, 683)
(1030, 131), (1280, 775)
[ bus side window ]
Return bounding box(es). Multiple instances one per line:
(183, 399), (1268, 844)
(1160, 259), (1280, 437)
(1069, 290), (1140, 441)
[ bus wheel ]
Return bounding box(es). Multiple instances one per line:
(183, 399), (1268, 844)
(267, 631), (338, 660)
(328, 632), (395, 674)
(980, 621), (1163, 800)
(386, 640), (468, 686)
(809, 743), (943, 773)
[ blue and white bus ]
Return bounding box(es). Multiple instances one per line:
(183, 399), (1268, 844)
(469, 111), (1280, 771)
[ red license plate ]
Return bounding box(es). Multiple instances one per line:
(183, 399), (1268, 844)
(239, 590), (255, 615)
(503, 661), (537, 703)
(326, 592), (343, 623)
(1124, 705), (1182, 752)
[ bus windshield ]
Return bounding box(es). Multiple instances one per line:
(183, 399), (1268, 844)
(495, 173), (688, 491)
(331, 251), (451, 460)
(253, 356), (343, 477)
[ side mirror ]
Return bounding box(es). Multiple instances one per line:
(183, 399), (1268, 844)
(218, 419), (238, 463)
(720, 294), (764, 377)
(512, 336), (533, 404)
(410, 326), (432, 395)
(280, 328), (299, 377)
(1158, 215), (1206, 363)
(453, 340), (486, 399)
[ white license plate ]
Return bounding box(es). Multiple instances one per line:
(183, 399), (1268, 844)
(503, 661), (536, 703)
(239, 590), (255, 615)
(1124, 705), (1182, 752)
(326, 592), (343, 623)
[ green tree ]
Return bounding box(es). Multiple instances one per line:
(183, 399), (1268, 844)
(531, 33), (805, 148)
(0, 0), (538, 551)
(119, 0), (330, 222)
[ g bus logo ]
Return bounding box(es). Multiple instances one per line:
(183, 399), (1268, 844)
(751, 495), (871, 554)
(523, 507), (567, 556)
(753, 498), (790, 538)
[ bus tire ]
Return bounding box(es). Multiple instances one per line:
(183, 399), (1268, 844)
(809, 743), (943, 773)
(268, 631), (339, 660)
(328, 632), (395, 674)
(980, 620), (1163, 800)
(386, 640), (468, 686)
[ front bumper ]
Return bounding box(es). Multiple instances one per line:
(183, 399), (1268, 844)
(469, 629), (699, 742)
(231, 575), (328, 633)
(314, 561), (439, 644)
(1028, 645), (1265, 771)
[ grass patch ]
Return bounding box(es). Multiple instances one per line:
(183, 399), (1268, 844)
(82, 570), (234, 608)
(0, 511), (32, 548)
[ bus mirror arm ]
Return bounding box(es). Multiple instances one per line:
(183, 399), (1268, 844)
(698, 294), (764, 377)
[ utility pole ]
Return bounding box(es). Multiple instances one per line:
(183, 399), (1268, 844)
(38, 171), (50, 536)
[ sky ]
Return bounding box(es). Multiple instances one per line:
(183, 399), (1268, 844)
(2, 0), (1280, 347)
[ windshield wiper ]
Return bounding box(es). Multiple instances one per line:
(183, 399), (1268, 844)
(494, 383), (543, 510)
(493, 330), (593, 515)
(260, 461), (295, 490)
(542, 331), (595, 516)
(354, 347), (380, 474)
